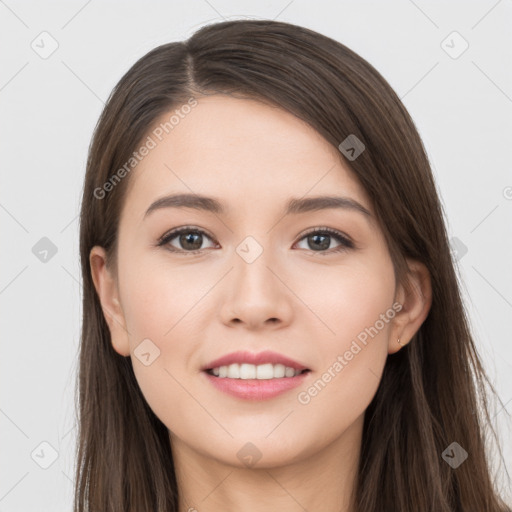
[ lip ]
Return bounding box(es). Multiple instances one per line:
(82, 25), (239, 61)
(202, 370), (311, 401)
(201, 350), (310, 372)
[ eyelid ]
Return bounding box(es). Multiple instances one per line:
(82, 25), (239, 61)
(156, 225), (217, 252)
(298, 226), (353, 245)
(157, 225), (210, 244)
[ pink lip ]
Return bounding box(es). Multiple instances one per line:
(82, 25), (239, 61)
(202, 370), (311, 401)
(201, 350), (309, 372)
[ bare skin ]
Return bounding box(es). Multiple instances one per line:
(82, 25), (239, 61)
(90, 94), (432, 512)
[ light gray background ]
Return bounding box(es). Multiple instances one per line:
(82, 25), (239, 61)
(1, 1), (511, 510)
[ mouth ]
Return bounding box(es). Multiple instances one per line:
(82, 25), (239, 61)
(202, 365), (312, 400)
(204, 364), (312, 380)
(201, 350), (311, 378)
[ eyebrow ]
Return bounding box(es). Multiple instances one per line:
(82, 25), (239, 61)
(143, 193), (373, 220)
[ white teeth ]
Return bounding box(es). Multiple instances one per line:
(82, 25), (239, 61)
(228, 363), (240, 378)
(209, 363), (304, 379)
(284, 366), (296, 377)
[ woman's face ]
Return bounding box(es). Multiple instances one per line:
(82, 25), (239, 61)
(92, 94), (408, 468)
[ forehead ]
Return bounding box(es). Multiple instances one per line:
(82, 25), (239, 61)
(121, 94), (374, 223)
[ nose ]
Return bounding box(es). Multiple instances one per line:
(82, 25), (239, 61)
(219, 249), (294, 330)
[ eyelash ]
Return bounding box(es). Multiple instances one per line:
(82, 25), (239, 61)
(156, 225), (355, 256)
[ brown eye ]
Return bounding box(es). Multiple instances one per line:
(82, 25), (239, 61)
(295, 228), (354, 254)
(158, 227), (216, 253)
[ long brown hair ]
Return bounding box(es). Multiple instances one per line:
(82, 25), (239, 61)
(75, 19), (511, 511)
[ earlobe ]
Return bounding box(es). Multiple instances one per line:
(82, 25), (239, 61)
(388, 260), (432, 354)
(89, 246), (131, 357)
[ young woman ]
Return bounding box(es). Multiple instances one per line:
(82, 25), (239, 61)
(75, 19), (511, 512)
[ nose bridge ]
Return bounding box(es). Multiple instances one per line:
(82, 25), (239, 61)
(220, 232), (293, 328)
(232, 233), (280, 302)
(231, 211), (279, 279)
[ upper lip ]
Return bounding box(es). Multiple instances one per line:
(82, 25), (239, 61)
(202, 350), (310, 371)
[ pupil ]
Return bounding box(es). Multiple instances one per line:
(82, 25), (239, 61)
(182, 232), (202, 250)
(310, 234), (329, 251)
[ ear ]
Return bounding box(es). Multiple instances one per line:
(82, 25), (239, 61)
(89, 246), (131, 357)
(388, 259), (432, 354)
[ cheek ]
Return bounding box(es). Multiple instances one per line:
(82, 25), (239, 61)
(291, 273), (394, 449)
(119, 252), (204, 339)
(118, 253), (212, 393)
(117, 258), (200, 427)
(304, 256), (395, 395)
(306, 256), (395, 344)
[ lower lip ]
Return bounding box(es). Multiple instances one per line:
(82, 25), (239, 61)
(202, 370), (311, 401)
